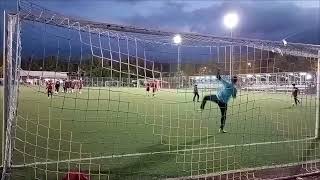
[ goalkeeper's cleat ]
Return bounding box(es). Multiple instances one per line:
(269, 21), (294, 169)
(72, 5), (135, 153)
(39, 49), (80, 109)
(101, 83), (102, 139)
(219, 128), (227, 133)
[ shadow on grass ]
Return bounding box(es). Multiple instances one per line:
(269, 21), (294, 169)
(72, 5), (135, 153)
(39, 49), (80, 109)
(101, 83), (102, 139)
(106, 135), (215, 179)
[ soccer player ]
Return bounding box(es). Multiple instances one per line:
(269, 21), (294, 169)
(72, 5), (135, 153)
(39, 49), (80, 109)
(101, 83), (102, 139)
(62, 171), (89, 180)
(146, 82), (150, 96)
(193, 84), (199, 102)
(63, 80), (68, 93)
(200, 70), (237, 133)
(55, 80), (60, 93)
(71, 80), (75, 93)
(292, 83), (300, 106)
(46, 80), (53, 98)
(78, 80), (83, 94)
(152, 82), (157, 97)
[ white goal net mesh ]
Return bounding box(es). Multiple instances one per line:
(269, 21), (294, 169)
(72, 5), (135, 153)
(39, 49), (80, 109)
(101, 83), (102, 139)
(2, 1), (320, 180)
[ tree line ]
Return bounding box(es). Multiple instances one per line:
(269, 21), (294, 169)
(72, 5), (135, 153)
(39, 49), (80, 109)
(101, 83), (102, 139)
(0, 53), (317, 79)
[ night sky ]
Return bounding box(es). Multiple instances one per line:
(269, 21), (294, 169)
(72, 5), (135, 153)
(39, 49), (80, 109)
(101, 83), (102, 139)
(1, 0), (320, 51)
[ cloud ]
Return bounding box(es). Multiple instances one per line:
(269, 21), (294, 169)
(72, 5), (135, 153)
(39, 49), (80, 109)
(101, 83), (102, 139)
(24, 0), (320, 44)
(122, 1), (320, 43)
(1, 0), (319, 52)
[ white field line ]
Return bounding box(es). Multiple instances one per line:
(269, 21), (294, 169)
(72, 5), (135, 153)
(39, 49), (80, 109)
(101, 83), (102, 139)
(10, 137), (315, 168)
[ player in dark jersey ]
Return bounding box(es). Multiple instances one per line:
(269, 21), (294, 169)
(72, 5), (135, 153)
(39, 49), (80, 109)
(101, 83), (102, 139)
(78, 80), (83, 94)
(193, 84), (199, 102)
(63, 80), (66, 93)
(46, 80), (53, 98)
(55, 81), (60, 93)
(292, 83), (300, 106)
(146, 82), (150, 96)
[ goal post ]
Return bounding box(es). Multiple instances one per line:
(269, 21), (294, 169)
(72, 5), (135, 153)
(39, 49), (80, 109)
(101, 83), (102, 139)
(2, 10), (6, 168)
(2, 12), (21, 179)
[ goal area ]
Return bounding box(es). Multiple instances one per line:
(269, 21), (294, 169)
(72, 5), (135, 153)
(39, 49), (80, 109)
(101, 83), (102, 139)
(2, 1), (320, 179)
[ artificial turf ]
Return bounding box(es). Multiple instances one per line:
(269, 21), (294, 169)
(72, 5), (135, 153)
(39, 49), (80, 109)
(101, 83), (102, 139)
(1, 86), (318, 179)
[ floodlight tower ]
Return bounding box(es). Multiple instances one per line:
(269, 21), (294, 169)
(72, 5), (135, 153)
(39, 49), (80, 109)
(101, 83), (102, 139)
(223, 12), (239, 78)
(173, 34), (183, 87)
(173, 34), (182, 74)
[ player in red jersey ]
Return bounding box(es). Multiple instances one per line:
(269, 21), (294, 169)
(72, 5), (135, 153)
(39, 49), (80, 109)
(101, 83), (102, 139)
(62, 171), (89, 180)
(152, 82), (157, 97)
(46, 80), (53, 98)
(71, 80), (75, 93)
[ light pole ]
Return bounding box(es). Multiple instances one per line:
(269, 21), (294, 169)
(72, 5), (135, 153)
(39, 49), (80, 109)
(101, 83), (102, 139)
(223, 12), (239, 78)
(173, 34), (182, 87)
(290, 63), (295, 82)
(173, 34), (182, 73)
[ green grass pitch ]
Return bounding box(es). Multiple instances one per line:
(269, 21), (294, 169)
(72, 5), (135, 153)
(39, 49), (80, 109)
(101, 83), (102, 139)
(1, 86), (318, 179)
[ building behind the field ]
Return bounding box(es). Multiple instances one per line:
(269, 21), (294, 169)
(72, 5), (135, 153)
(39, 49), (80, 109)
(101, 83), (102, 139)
(189, 72), (315, 93)
(20, 70), (68, 85)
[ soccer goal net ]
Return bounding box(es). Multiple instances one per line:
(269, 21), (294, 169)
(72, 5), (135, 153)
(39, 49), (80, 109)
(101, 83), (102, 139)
(2, 1), (320, 179)
(104, 81), (120, 88)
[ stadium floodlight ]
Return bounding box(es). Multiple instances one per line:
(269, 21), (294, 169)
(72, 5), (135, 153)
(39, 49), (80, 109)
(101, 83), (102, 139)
(282, 39), (288, 46)
(299, 72), (307, 76)
(306, 73), (313, 80)
(223, 12), (238, 77)
(173, 34), (182, 44)
(223, 12), (239, 29)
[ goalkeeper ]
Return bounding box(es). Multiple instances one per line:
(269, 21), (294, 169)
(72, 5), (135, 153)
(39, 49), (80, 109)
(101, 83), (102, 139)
(200, 70), (238, 133)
